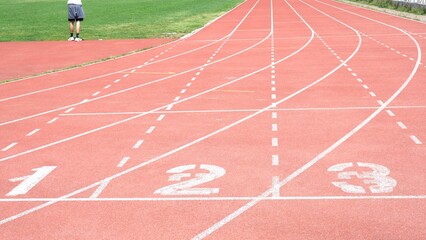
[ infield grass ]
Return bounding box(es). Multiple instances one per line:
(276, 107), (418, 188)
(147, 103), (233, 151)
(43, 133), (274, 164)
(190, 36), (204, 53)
(0, 0), (243, 42)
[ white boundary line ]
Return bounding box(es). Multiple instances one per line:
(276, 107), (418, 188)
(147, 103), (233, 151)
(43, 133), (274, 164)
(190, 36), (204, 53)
(1, 195), (425, 202)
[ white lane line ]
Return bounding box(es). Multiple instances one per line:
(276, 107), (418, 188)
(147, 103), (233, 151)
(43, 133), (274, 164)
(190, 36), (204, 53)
(89, 180), (110, 198)
(117, 157), (130, 168)
(132, 140), (144, 149)
(369, 92), (376, 97)
(362, 84), (369, 89)
(166, 105), (173, 111)
(157, 114), (166, 121)
(26, 129), (40, 136)
(64, 108), (75, 113)
(104, 85), (111, 89)
(396, 121), (407, 129)
(272, 176), (280, 197)
(356, 78), (363, 83)
(174, 96), (181, 102)
(272, 124), (278, 132)
(377, 100), (384, 105)
(386, 110), (395, 117)
(272, 155), (279, 166)
(2, 195), (426, 202)
(2, 143), (18, 152)
(114, 79), (121, 83)
(180, 89), (187, 94)
(272, 112), (277, 119)
(47, 117), (59, 124)
(146, 126), (156, 134)
(92, 91), (100, 97)
(123, 74), (129, 78)
(410, 135), (422, 145)
(271, 94), (277, 99)
(272, 138), (278, 147)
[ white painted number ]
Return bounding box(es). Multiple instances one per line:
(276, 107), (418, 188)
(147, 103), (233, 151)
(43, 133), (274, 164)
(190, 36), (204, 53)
(328, 162), (396, 194)
(6, 166), (57, 197)
(154, 164), (225, 195)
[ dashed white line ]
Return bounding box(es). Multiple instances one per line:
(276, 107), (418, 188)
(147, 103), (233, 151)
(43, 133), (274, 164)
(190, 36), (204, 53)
(369, 92), (376, 97)
(146, 126), (156, 134)
(396, 121), (407, 129)
(272, 124), (278, 132)
(133, 140), (144, 149)
(104, 85), (111, 89)
(90, 180), (111, 199)
(272, 138), (278, 147)
(26, 129), (40, 136)
(92, 91), (100, 97)
(47, 117), (59, 124)
(2, 142), (18, 152)
(386, 110), (395, 117)
(272, 112), (277, 119)
(65, 108), (75, 113)
(157, 114), (166, 121)
(271, 176), (280, 197)
(174, 96), (181, 102)
(123, 74), (129, 78)
(362, 84), (369, 89)
(272, 155), (279, 166)
(410, 135), (422, 145)
(117, 157), (130, 168)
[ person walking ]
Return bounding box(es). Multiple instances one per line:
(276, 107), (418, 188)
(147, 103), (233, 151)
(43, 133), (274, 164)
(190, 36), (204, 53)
(67, 0), (85, 41)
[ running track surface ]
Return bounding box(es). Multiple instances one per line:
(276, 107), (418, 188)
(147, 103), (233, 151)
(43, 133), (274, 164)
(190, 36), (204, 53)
(0, 0), (425, 239)
(0, 39), (171, 81)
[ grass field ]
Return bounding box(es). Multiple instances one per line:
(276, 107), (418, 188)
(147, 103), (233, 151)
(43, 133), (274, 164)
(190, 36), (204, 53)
(0, 0), (243, 42)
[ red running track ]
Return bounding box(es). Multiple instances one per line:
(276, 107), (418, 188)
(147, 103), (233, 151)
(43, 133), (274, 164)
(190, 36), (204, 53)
(0, 0), (425, 239)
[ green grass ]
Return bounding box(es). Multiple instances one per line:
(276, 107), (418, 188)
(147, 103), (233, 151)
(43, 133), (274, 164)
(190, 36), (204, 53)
(347, 0), (426, 15)
(0, 0), (243, 42)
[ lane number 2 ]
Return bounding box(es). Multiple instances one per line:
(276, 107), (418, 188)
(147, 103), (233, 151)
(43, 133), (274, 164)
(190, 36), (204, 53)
(154, 164), (225, 195)
(328, 162), (397, 194)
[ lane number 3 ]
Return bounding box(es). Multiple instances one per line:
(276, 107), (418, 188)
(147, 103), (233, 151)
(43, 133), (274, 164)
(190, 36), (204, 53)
(328, 162), (397, 194)
(154, 164), (226, 195)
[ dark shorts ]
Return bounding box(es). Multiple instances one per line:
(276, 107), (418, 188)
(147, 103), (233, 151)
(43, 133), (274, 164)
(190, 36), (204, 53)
(68, 4), (85, 21)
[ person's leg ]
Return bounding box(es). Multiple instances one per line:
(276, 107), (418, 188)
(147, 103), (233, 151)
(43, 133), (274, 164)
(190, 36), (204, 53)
(68, 20), (75, 41)
(75, 20), (83, 41)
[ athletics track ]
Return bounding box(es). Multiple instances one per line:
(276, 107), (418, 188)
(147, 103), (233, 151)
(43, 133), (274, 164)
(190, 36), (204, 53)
(0, 0), (425, 239)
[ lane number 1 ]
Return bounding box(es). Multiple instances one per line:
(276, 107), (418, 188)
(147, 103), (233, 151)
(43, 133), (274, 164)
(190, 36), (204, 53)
(6, 166), (57, 197)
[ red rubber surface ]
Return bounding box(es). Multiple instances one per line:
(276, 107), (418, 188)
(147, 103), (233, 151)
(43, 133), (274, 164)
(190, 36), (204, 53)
(0, 0), (425, 239)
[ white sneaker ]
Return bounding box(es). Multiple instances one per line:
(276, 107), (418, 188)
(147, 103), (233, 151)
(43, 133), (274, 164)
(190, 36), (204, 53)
(74, 37), (83, 42)
(68, 37), (75, 41)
